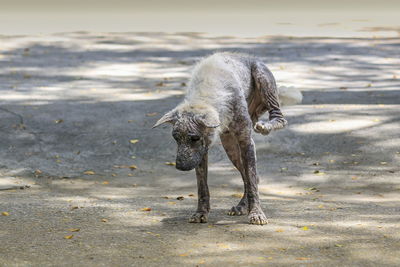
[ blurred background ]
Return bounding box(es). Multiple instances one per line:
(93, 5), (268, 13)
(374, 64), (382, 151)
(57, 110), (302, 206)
(0, 0), (399, 37)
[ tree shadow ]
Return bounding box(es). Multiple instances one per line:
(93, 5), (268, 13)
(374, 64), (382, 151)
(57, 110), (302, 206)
(0, 32), (399, 265)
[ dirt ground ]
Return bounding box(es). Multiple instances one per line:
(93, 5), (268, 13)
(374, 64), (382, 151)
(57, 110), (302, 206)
(0, 32), (399, 266)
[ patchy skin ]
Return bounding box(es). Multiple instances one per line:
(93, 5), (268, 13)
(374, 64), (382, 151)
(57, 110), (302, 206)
(154, 53), (288, 225)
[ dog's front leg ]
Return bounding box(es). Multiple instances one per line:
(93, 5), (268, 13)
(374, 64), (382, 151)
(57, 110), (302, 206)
(239, 138), (268, 225)
(189, 153), (209, 223)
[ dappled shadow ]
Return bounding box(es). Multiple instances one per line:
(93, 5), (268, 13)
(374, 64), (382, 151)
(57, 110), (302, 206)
(0, 32), (399, 265)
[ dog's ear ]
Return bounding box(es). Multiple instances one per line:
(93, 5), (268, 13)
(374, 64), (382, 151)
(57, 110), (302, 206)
(152, 110), (177, 128)
(196, 113), (220, 129)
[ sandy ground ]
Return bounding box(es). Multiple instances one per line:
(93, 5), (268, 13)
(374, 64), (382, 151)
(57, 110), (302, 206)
(0, 32), (399, 266)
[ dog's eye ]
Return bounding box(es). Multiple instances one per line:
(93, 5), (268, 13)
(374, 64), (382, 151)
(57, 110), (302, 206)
(189, 135), (200, 142)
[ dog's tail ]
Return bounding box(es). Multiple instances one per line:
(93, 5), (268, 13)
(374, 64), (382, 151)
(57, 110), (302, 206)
(278, 86), (303, 106)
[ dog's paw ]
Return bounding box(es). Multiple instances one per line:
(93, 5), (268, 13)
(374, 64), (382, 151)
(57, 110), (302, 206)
(189, 212), (208, 223)
(254, 121), (273, 135)
(248, 210), (268, 225)
(227, 205), (247, 216)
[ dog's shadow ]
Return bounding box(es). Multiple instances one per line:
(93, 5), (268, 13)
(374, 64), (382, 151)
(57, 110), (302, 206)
(160, 208), (253, 227)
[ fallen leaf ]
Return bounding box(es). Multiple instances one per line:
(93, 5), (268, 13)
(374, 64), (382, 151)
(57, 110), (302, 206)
(64, 235), (73, 239)
(34, 169), (43, 176)
(101, 218), (108, 222)
(140, 207), (152, 211)
(313, 170), (325, 175)
(188, 193), (195, 197)
(71, 206), (79, 210)
(167, 202), (176, 205)
(2, 212), (10, 216)
(69, 228), (80, 232)
(146, 112), (158, 117)
(165, 162), (176, 166)
(339, 87), (348, 90)
(129, 139), (139, 144)
(275, 229), (284, 232)
(127, 120), (134, 123)
(54, 119), (63, 124)
(129, 165), (137, 170)
(335, 244), (343, 247)
(351, 176), (358, 180)
(296, 257), (310, 260)
(380, 161), (387, 165)
(111, 173), (116, 177)
(179, 253), (188, 257)
(231, 193), (243, 198)
(305, 187), (318, 191)
(102, 181), (109, 185)
(217, 243), (230, 249)
(318, 204), (324, 209)
(176, 196), (184, 200)
(83, 170), (95, 175)
(301, 226), (309, 231)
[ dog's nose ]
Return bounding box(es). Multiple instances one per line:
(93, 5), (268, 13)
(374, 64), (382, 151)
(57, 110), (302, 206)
(176, 158), (193, 171)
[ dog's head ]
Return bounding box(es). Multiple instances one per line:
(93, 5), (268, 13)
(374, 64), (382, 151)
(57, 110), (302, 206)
(153, 103), (220, 171)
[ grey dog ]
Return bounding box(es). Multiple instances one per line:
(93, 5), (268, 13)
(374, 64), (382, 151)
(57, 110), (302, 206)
(153, 52), (302, 225)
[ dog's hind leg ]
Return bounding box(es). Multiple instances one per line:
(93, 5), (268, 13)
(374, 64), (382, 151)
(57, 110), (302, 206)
(250, 61), (287, 135)
(221, 132), (249, 216)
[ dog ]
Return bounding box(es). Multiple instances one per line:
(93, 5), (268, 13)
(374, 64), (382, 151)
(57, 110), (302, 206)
(153, 52), (302, 225)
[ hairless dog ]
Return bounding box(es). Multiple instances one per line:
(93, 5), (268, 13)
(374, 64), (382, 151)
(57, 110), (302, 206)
(153, 52), (302, 225)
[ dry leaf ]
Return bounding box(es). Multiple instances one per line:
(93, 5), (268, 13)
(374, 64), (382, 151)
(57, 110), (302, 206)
(101, 218), (108, 222)
(140, 207), (152, 211)
(176, 196), (184, 200)
(71, 206), (79, 210)
(217, 243), (230, 249)
(34, 169), (43, 176)
(129, 139), (139, 144)
(167, 202), (176, 205)
(111, 173), (116, 177)
(69, 228), (80, 232)
(179, 253), (189, 257)
(83, 170), (95, 175)
(275, 229), (284, 232)
(231, 193), (243, 198)
(102, 181), (109, 185)
(64, 235), (73, 239)
(146, 112), (158, 117)
(296, 257), (310, 260)
(301, 226), (309, 231)
(2, 212), (10, 216)
(54, 119), (63, 124)
(335, 244), (343, 247)
(129, 165), (137, 170)
(165, 162), (176, 166)
(188, 193), (195, 197)
(380, 161), (387, 165)
(318, 204), (324, 209)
